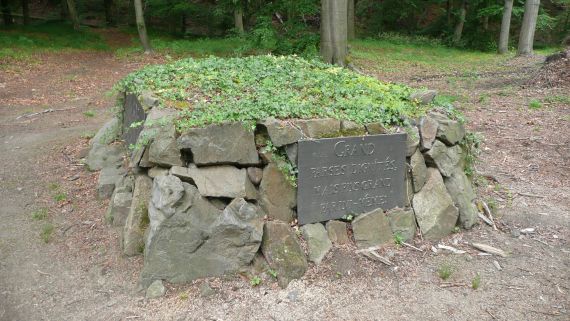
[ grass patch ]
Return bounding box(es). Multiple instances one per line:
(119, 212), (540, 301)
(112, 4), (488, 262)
(31, 208), (48, 220)
(53, 192), (67, 202)
(250, 275), (262, 287)
(115, 55), (440, 131)
(544, 95), (570, 105)
(471, 274), (481, 289)
(83, 110), (96, 118)
(0, 21), (109, 61)
(437, 263), (454, 280)
(529, 99), (542, 110)
(40, 223), (54, 243)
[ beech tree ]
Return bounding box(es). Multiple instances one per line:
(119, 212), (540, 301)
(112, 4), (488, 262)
(453, 0), (467, 44)
(135, 0), (152, 53)
(518, 0), (541, 55)
(320, 0), (348, 66)
(1, 0), (12, 26)
(65, 0), (80, 30)
(347, 0), (355, 40)
(233, 0), (244, 33)
(498, 0), (514, 54)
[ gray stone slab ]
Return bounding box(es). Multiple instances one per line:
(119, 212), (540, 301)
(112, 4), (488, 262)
(297, 133), (407, 225)
(123, 94), (146, 146)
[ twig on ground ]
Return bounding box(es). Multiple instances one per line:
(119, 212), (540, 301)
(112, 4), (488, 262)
(470, 243), (507, 257)
(402, 242), (423, 252)
(440, 282), (466, 288)
(517, 192), (545, 198)
(357, 248), (393, 266)
(437, 244), (466, 254)
(16, 107), (77, 120)
(481, 201), (498, 231)
(486, 308), (497, 320)
(36, 269), (51, 276)
(478, 213), (494, 227)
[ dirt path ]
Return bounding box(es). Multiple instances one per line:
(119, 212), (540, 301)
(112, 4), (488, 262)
(0, 49), (568, 321)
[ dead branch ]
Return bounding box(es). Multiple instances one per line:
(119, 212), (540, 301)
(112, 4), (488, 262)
(357, 248), (393, 266)
(16, 107), (78, 120)
(402, 242), (423, 252)
(470, 243), (507, 257)
(517, 192), (545, 198)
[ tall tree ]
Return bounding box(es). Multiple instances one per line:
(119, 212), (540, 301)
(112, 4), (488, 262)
(498, 0), (514, 54)
(234, 6), (244, 33)
(453, 0), (467, 45)
(104, 0), (114, 26)
(22, 0), (29, 25)
(1, 0), (12, 26)
(321, 0), (348, 66)
(66, 0), (80, 30)
(518, 0), (541, 55)
(347, 0), (355, 40)
(135, 0), (152, 53)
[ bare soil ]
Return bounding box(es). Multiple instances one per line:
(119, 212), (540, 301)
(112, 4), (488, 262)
(0, 46), (568, 321)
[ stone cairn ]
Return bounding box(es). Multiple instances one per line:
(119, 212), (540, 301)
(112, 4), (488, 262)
(88, 90), (478, 290)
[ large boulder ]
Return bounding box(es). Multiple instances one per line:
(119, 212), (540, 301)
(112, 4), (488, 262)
(148, 124), (184, 167)
(86, 118), (124, 171)
(387, 208), (417, 242)
(261, 221), (308, 288)
(419, 116), (438, 151)
(122, 175), (153, 256)
(141, 176), (264, 286)
(294, 118), (341, 138)
(96, 164), (126, 200)
(170, 165), (257, 200)
(261, 118), (303, 147)
(412, 168), (459, 240)
(410, 149), (427, 193)
(177, 122), (259, 165)
(352, 208), (392, 249)
(435, 118), (465, 146)
(410, 90), (437, 105)
(259, 162), (296, 222)
(423, 140), (463, 177)
(444, 169), (478, 229)
(406, 126), (420, 157)
(325, 220), (350, 245)
(300, 223), (332, 265)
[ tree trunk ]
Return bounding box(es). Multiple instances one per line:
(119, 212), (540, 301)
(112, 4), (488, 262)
(498, 0), (513, 54)
(22, 0), (30, 25)
(234, 7), (244, 33)
(104, 0), (114, 26)
(66, 0), (80, 30)
(517, 0), (540, 56)
(134, 0), (152, 53)
(347, 0), (355, 40)
(181, 14), (186, 35)
(446, 0), (451, 27)
(453, 0), (467, 45)
(320, 0), (348, 66)
(1, 0), (12, 26)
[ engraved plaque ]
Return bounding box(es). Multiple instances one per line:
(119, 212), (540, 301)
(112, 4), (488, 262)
(123, 94), (146, 146)
(297, 133), (407, 225)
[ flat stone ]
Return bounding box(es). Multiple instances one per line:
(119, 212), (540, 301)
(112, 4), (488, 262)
(444, 169), (478, 229)
(436, 118), (465, 146)
(261, 221), (308, 288)
(148, 167), (169, 178)
(365, 122), (387, 135)
(387, 208), (416, 242)
(410, 149), (427, 192)
(97, 165), (126, 200)
(145, 280), (166, 299)
(412, 168), (459, 240)
(177, 122), (259, 165)
(341, 120), (365, 133)
(325, 220), (350, 245)
(262, 118), (303, 147)
(410, 90), (437, 105)
(294, 118), (341, 138)
(86, 143), (125, 172)
(259, 162), (296, 222)
(170, 165), (257, 200)
(106, 191), (133, 228)
(141, 181), (264, 287)
(247, 167), (263, 186)
(300, 223), (332, 265)
(419, 116), (438, 151)
(122, 175), (153, 256)
(148, 125), (184, 167)
(140, 90), (160, 111)
(406, 126), (420, 157)
(115, 175), (135, 194)
(352, 208), (392, 249)
(423, 140), (463, 177)
(284, 143), (298, 166)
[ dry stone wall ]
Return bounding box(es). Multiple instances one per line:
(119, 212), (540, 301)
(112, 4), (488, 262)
(90, 91), (479, 290)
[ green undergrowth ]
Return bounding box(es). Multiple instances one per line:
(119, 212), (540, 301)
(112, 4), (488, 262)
(116, 36), (244, 58)
(0, 21), (109, 61)
(115, 55), (438, 131)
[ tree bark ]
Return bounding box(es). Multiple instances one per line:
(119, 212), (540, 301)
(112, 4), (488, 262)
(517, 0), (540, 56)
(22, 0), (30, 25)
(320, 0), (348, 66)
(234, 7), (244, 33)
(66, 0), (80, 30)
(498, 0), (513, 54)
(1, 0), (12, 26)
(446, 0), (451, 27)
(181, 13), (186, 35)
(104, 0), (114, 26)
(134, 0), (152, 53)
(453, 0), (467, 45)
(347, 0), (355, 40)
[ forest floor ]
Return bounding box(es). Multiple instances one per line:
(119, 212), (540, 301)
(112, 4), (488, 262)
(0, 31), (569, 321)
